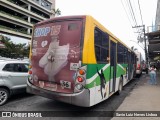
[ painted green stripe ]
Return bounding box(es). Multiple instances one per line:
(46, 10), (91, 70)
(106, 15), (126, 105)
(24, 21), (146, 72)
(85, 64), (105, 79)
(84, 64), (128, 89)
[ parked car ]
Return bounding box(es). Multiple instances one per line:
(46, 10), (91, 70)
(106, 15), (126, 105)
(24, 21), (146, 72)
(0, 60), (29, 105)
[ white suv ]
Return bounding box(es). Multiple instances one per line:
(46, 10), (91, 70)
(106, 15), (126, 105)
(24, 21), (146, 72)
(0, 60), (29, 105)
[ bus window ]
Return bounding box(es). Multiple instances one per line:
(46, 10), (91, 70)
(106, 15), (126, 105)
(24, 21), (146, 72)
(117, 43), (124, 63)
(94, 29), (102, 45)
(101, 33), (109, 62)
(102, 32), (109, 47)
(101, 48), (108, 62)
(124, 48), (128, 63)
(95, 46), (100, 61)
(68, 23), (78, 31)
(94, 28), (109, 63)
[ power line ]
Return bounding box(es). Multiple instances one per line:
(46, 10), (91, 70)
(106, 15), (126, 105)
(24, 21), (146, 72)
(121, 0), (133, 26)
(122, 0), (139, 31)
(121, 0), (140, 37)
(121, 0), (145, 39)
(128, 0), (138, 27)
(123, 0), (141, 39)
(138, 0), (144, 25)
(124, 0), (137, 26)
(131, 0), (142, 33)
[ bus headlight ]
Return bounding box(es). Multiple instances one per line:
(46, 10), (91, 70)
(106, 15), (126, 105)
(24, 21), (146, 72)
(75, 84), (84, 91)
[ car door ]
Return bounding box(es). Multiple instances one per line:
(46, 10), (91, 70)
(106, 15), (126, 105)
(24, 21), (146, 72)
(2, 63), (29, 90)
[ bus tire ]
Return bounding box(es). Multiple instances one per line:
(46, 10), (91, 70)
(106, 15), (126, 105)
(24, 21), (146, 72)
(116, 77), (123, 95)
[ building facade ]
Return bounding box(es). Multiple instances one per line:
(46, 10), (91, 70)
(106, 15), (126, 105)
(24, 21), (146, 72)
(146, 0), (160, 62)
(155, 0), (160, 30)
(0, 0), (55, 40)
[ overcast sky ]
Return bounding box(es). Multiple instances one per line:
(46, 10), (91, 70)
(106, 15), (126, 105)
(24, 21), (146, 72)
(55, 0), (157, 58)
(3, 0), (158, 59)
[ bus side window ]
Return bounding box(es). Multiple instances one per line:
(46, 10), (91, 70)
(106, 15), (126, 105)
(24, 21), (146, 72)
(94, 27), (109, 63)
(117, 43), (124, 63)
(124, 48), (128, 64)
(95, 46), (100, 61)
(101, 33), (109, 63)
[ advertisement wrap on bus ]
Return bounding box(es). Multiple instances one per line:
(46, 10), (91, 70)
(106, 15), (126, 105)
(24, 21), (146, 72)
(31, 20), (83, 94)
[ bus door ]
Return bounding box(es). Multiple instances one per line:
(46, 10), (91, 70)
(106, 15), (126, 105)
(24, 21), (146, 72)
(109, 40), (117, 93)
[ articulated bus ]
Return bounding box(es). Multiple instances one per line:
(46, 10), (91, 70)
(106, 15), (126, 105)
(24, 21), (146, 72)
(27, 15), (137, 107)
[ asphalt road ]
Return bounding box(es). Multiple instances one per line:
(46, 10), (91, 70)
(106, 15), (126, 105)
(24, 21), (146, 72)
(0, 74), (144, 120)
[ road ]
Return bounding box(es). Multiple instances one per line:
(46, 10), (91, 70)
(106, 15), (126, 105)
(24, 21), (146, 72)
(0, 74), (144, 120)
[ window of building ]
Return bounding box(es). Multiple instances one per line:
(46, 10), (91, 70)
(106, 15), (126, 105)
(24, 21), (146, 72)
(41, 2), (45, 6)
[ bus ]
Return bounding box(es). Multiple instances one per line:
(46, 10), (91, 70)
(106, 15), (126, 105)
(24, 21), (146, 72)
(135, 51), (146, 76)
(27, 15), (137, 107)
(135, 52), (142, 76)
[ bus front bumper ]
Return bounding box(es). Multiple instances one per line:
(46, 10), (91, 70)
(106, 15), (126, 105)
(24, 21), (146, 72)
(27, 80), (90, 107)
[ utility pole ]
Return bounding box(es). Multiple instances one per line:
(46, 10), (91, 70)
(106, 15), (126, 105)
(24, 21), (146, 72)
(132, 25), (148, 74)
(143, 25), (148, 74)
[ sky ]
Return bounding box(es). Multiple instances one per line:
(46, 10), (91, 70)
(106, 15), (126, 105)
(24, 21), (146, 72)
(3, 0), (158, 59)
(1, 34), (29, 45)
(55, 0), (158, 59)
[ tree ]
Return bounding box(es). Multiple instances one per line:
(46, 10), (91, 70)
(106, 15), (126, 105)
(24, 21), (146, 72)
(0, 35), (29, 58)
(0, 36), (12, 57)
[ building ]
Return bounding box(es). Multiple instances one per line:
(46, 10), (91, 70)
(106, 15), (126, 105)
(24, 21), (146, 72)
(155, 0), (160, 30)
(0, 0), (55, 40)
(146, 0), (160, 63)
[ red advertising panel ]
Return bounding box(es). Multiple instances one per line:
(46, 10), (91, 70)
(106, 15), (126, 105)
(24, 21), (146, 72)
(31, 19), (83, 93)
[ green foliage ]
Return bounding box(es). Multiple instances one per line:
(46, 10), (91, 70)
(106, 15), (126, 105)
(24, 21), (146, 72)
(0, 35), (30, 58)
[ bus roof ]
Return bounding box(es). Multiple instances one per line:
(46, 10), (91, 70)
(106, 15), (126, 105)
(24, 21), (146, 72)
(34, 15), (134, 53)
(34, 15), (86, 26)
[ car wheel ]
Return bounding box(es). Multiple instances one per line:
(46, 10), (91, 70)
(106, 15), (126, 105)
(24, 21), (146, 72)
(0, 88), (9, 106)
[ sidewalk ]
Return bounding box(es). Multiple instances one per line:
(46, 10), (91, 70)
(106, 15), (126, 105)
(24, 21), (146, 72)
(111, 72), (160, 120)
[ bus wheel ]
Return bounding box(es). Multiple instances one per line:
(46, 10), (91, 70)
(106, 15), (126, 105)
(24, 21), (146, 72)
(117, 77), (123, 95)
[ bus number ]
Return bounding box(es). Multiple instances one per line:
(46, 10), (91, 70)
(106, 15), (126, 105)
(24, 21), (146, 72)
(60, 80), (71, 89)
